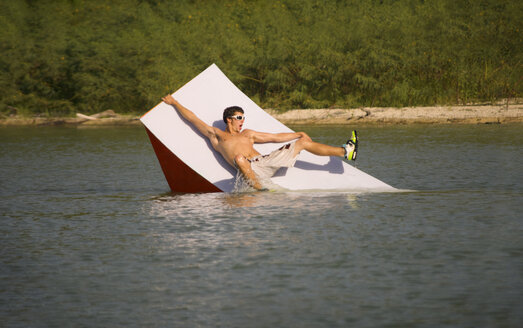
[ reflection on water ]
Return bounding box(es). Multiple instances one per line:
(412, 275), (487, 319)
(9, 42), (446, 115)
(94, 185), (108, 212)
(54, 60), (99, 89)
(148, 190), (367, 216)
(1, 125), (522, 327)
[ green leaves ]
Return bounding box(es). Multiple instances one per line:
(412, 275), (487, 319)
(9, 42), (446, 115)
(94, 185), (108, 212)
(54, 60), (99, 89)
(0, 0), (521, 115)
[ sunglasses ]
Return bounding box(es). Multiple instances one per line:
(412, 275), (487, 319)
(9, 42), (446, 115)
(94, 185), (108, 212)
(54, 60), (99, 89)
(229, 115), (245, 121)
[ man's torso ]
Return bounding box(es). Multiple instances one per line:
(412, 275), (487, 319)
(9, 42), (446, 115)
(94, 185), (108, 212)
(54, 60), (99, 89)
(213, 130), (260, 167)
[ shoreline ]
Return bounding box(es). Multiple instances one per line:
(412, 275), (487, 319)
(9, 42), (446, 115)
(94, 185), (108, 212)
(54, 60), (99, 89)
(1, 104), (522, 126)
(268, 103), (523, 125)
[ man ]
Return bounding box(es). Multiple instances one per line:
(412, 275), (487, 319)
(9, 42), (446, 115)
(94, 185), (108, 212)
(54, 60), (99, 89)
(162, 95), (358, 191)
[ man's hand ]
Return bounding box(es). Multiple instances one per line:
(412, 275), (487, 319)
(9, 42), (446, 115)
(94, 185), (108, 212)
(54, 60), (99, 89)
(162, 95), (177, 106)
(296, 131), (309, 139)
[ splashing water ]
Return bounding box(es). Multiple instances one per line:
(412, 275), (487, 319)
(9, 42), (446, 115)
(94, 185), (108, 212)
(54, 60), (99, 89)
(232, 170), (283, 193)
(232, 170), (256, 192)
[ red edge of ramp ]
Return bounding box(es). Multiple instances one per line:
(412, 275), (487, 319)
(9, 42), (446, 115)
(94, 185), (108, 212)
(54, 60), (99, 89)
(144, 127), (222, 193)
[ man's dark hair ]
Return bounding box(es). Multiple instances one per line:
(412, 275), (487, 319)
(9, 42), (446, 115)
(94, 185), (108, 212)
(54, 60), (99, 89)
(223, 106), (244, 123)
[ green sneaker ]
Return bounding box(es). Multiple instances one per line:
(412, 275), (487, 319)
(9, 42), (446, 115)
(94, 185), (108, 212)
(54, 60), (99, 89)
(343, 130), (358, 161)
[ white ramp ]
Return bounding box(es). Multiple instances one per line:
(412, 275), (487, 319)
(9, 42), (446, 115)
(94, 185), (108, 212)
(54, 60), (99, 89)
(141, 64), (396, 193)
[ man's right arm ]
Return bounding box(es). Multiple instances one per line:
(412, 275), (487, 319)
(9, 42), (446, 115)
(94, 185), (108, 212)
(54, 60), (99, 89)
(162, 95), (218, 142)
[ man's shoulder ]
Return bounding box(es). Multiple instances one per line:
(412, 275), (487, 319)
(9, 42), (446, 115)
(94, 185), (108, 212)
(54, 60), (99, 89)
(240, 129), (260, 136)
(212, 126), (228, 136)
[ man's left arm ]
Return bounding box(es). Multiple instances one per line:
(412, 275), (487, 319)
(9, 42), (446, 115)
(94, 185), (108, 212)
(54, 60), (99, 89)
(250, 130), (307, 144)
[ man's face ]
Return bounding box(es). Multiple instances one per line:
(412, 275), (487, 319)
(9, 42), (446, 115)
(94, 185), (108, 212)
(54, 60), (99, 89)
(228, 111), (245, 131)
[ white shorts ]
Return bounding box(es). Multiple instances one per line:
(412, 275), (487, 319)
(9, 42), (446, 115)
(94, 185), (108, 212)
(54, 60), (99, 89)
(248, 141), (299, 181)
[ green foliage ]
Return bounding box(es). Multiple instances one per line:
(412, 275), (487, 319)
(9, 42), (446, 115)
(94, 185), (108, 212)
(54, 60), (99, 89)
(0, 0), (521, 115)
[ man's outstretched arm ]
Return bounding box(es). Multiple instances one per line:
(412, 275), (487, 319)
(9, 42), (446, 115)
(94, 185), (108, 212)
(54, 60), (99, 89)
(249, 130), (308, 144)
(162, 95), (217, 141)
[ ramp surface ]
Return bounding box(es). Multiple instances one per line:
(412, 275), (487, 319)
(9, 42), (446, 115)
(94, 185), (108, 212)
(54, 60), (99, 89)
(141, 64), (396, 193)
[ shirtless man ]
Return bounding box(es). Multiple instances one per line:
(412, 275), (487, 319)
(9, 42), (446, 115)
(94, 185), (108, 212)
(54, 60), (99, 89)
(162, 95), (358, 190)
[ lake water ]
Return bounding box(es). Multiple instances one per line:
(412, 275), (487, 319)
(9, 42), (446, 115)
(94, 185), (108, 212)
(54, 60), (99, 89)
(1, 124), (522, 327)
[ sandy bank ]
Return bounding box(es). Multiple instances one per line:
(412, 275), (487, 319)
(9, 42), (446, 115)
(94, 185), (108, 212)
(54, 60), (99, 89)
(268, 103), (523, 125)
(0, 110), (142, 127)
(1, 104), (522, 126)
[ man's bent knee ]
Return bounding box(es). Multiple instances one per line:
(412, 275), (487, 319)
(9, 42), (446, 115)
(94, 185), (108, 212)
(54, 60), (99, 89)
(295, 132), (312, 151)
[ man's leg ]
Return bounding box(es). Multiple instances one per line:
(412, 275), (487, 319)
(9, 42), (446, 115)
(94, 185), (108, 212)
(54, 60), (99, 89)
(293, 133), (345, 157)
(234, 155), (264, 190)
(293, 131), (358, 160)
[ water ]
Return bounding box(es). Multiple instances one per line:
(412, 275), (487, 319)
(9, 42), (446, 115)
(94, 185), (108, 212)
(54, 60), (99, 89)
(1, 124), (522, 327)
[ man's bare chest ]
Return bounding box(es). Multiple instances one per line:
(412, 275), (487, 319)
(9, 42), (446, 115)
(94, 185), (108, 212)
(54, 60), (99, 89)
(221, 134), (253, 149)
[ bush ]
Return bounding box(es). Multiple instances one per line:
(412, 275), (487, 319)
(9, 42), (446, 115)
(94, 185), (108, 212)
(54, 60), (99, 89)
(1, 0), (521, 115)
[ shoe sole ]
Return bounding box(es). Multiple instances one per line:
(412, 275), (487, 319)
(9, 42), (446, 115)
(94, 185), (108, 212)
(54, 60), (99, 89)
(346, 131), (358, 161)
(352, 131), (358, 160)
